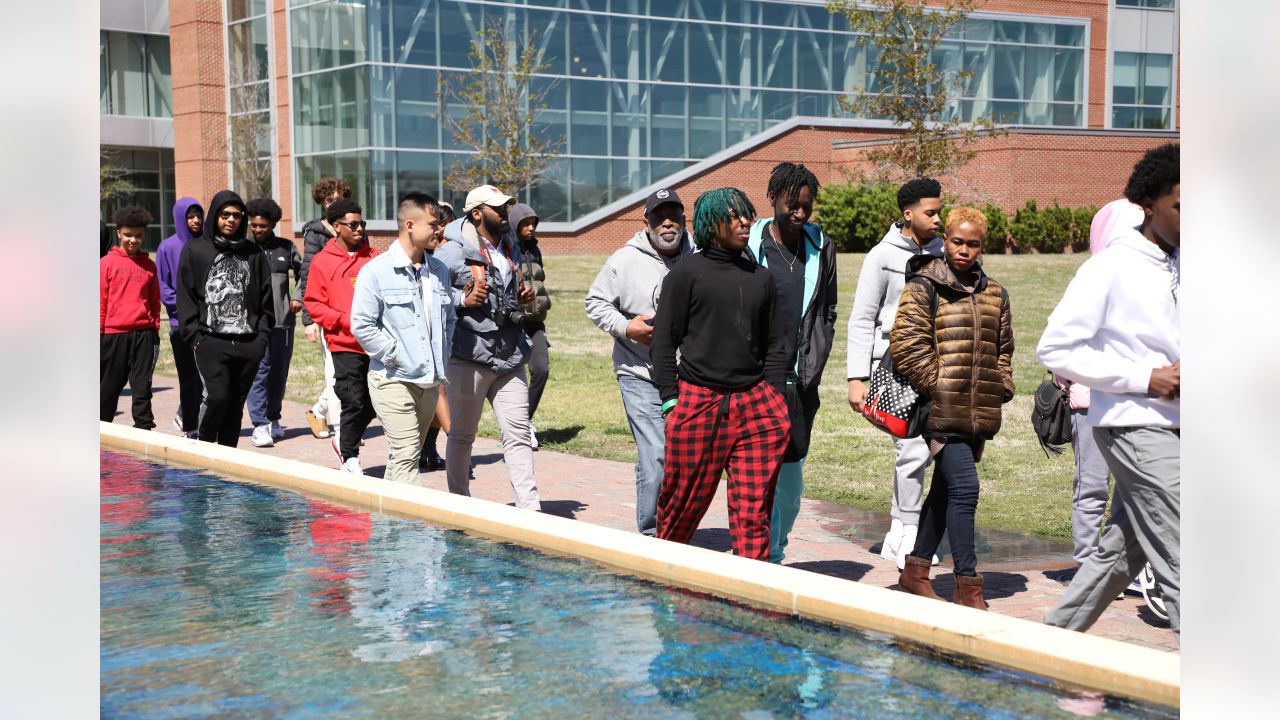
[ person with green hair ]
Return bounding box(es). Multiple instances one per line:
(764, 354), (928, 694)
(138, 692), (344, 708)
(649, 187), (792, 560)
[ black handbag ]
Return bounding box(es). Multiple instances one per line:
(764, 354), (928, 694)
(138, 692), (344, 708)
(1031, 373), (1071, 456)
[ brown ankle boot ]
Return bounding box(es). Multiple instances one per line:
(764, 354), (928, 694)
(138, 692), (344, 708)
(897, 555), (942, 600)
(953, 573), (988, 610)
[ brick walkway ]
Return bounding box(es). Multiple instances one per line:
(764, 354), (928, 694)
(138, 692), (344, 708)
(114, 375), (1177, 653)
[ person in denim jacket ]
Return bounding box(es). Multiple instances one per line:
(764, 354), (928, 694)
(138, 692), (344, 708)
(351, 193), (455, 485)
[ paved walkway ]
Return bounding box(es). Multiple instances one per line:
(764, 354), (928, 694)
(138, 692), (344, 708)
(114, 376), (1177, 653)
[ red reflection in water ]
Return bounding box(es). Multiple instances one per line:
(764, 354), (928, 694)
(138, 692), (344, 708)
(100, 452), (154, 531)
(306, 499), (372, 614)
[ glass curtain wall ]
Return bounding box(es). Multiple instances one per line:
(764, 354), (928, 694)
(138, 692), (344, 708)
(1111, 51), (1173, 129)
(100, 31), (173, 118)
(101, 148), (177, 252)
(290, 0), (1088, 224)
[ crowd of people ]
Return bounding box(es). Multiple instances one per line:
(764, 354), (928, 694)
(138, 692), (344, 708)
(100, 144), (1179, 633)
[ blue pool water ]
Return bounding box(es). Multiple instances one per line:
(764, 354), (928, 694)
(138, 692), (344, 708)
(101, 450), (1174, 718)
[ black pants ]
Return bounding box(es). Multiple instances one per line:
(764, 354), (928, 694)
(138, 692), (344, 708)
(100, 330), (160, 429)
(169, 327), (203, 433)
(524, 325), (549, 419)
(193, 333), (266, 447)
(910, 439), (982, 576)
(331, 351), (377, 461)
(782, 382), (821, 463)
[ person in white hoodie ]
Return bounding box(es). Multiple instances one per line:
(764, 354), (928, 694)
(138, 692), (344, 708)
(846, 178), (945, 568)
(584, 188), (694, 536)
(1038, 143), (1180, 636)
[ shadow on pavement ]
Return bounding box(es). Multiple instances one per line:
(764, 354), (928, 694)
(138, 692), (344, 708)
(540, 499), (588, 519)
(785, 560), (875, 582)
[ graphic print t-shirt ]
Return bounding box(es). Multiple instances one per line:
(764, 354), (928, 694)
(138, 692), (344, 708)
(205, 250), (253, 334)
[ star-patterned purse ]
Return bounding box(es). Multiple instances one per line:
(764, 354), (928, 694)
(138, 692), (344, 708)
(862, 352), (929, 438)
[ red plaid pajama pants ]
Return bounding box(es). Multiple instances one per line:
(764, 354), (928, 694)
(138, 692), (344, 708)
(657, 379), (791, 560)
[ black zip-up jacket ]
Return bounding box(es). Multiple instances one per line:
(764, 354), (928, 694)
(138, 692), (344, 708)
(650, 244), (788, 404)
(175, 190), (274, 346)
(293, 218), (334, 326)
(749, 220), (838, 392)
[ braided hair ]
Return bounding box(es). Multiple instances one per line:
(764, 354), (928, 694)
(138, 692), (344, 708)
(691, 187), (756, 249)
(766, 162), (820, 204)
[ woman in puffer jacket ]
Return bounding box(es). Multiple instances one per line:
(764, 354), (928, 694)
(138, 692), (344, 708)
(888, 206), (1015, 610)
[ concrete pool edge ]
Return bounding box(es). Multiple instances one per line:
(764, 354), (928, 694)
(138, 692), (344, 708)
(100, 423), (1179, 708)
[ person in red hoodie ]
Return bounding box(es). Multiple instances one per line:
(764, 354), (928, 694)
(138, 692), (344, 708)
(101, 207), (162, 428)
(303, 198), (379, 474)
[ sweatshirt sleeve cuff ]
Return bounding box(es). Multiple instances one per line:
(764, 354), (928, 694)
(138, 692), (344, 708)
(610, 315), (630, 341)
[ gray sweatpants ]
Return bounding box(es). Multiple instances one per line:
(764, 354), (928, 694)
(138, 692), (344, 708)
(891, 435), (931, 525)
(445, 360), (540, 511)
(1046, 426), (1180, 635)
(1071, 409), (1114, 563)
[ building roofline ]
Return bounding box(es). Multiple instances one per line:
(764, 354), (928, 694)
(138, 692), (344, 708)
(539, 115), (898, 233)
(830, 124), (1180, 149)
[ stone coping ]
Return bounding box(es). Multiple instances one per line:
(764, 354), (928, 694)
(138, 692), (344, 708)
(100, 423), (1179, 708)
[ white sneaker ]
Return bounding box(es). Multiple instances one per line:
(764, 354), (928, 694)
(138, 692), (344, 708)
(530, 422), (539, 450)
(251, 424), (275, 448)
(896, 524), (942, 571)
(270, 420), (285, 440)
(341, 457), (364, 475)
(880, 518), (904, 562)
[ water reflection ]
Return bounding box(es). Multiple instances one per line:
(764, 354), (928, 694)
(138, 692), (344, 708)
(100, 450), (1174, 719)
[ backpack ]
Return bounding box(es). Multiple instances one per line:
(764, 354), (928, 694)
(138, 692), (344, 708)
(1031, 373), (1071, 456)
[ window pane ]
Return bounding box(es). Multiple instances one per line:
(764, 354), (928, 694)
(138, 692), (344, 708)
(761, 91), (794, 125)
(964, 18), (994, 42)
(651, 22), (684, 82)
(611, 158), (648, 202)
(394, 67), (438, 149)
(570, 13), (608, 78)
(1140, 107), (1171, 129)
(610, 15), (646, 81)
(1112, 106), (1138, 129)
(796, 32), (830, 91)
(530, 157), (569, 223)
(994, 21), (1023, 44)
(724, 25), (757, 88)
(1023, 47), (1054, 102)
(395, 150), (440, 199)
(1055, 24), (1085, 47)
(992, 45), (1024, 99)
(290, 0), (368, 74)
(530, 10), (566, 76)
(1053, 49), (1082, 103)
(571, 157), (610, 219)
(1112, 52), (1138, 105)
(794, 92), (831, 117)
(146, 36), (172, 117)
(293, 68), (369, 154)
(1141, 53), (1172, 106)
(570, 82), (609, 155)
(687, 23), (723, 85)
(612, 81), (647, 156)
(761, 29), (794, 89)
(106, 32), (147, 116)
(369, 150), (396, 221)
(650, 84), (686, 158)
(388, 0), (436, 66)
(439, 0), (482, 68)
(1025, 22), (1055, 45)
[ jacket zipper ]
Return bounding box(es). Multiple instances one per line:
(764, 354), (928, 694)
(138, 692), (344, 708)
(969, 294), (979, 434)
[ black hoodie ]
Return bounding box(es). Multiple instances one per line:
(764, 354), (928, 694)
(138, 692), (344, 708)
(175, 190), (274, 346)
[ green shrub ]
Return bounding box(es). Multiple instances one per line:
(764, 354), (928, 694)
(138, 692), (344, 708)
(1040, 201), (1074, 253)
(980, 203), (1009, 254)
(1010, 200), (1044, 252)
(1071, 205), (1097, 253)
(815, 182), (900, 252)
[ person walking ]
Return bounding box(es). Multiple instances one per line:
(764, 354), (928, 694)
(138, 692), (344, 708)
(175, 190), (274, 447)
(585, 188), (694, 536)
(744, 163), (838, 564)
(890, 207), (1015, 610)
(434, 185), (540, 510)
(351, 193), (453, 485)
(303, 198), (379, 473)
(245, 198), (302, 448)
(295, 177), (352, 439)
(156, 197), (205, 437)
(1040, 143), (1181, 636)
(100, 207), (162, 429)
(650, 187), (791, 561)
(510, 202), (551, 449)
(846, 178), (945, 568)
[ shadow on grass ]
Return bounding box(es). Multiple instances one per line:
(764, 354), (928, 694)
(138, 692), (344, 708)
(539, 424), (584, 445)
(786, 560), (875, 582)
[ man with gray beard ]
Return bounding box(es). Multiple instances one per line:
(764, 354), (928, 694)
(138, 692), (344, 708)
(585, 188), (693, 536)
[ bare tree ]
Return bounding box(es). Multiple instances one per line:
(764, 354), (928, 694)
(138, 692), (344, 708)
(100, 149), (135, 204)
(227, 32), (272, 200)
(827, 0), (1003, 181)
(438, 20), (562, 195)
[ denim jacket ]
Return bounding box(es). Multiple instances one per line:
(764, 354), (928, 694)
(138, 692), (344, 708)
(350, 241), (455, 385)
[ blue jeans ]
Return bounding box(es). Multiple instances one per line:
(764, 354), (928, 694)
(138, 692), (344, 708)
(248, 326), (295, 427)
(618, 374), (665, 536)
(910, 440), (982, 576)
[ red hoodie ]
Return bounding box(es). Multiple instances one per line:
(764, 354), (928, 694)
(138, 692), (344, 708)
(303, 239), (378, 353)
(100, 246), (161, 333)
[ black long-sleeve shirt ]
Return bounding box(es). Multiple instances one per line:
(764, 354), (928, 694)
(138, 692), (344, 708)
(650, 244), (788, 403)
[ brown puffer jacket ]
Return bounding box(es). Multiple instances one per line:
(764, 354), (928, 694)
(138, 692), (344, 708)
(889, 255), (1015, 440)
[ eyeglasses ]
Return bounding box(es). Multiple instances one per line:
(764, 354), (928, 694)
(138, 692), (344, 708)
(219, 210), (245, 220)
(334, 220), (367, 230)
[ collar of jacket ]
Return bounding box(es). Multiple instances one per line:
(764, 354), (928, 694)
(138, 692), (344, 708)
(906, 254), (989, 294)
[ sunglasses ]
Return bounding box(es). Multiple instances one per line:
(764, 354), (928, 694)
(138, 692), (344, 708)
(334, 220), (367, 230)
(219, 210), (245, 220)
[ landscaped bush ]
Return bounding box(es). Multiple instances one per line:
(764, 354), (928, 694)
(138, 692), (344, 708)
(814, 181), (900, 252)
(817, 183), (1098, 254)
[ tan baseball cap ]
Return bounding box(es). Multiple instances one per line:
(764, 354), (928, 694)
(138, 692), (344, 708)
(462, 185), (516, 213)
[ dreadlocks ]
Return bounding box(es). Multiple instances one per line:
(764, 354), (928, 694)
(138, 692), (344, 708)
(766, 162), (820, 204)
(691, 187), (756, 249)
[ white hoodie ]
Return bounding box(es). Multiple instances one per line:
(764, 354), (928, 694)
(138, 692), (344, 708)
(1037, 227), (1180, 428)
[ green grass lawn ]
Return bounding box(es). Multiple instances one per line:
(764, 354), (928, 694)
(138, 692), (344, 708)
(157, 252), (1086, 540)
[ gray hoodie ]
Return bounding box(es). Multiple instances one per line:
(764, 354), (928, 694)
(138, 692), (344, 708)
(845, 222), (943, 380)
(584, 229), (693, 382)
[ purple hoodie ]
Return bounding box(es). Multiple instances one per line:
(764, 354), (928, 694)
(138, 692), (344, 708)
(156, 197), (204, 328)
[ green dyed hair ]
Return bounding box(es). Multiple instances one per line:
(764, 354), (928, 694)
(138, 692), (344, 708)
(691, 187), (756, 249)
